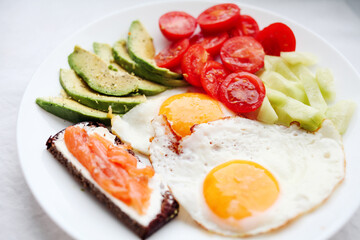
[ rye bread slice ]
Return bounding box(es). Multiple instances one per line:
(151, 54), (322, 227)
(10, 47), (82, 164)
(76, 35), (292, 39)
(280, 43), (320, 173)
(46, 122), (179, 239)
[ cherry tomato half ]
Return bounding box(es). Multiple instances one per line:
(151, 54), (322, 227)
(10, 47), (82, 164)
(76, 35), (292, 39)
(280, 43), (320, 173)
(218, 72), (265, 113)
(190, 32), (229, 55)
(256, 22), (296, 56)
(200, 61), (228, 98)
(155, 38), (190, 68)
(159, 11), (197, 41)
(197, 3), (240, 33)
(220, 36), (265, 73)
(181, 44), (210, 87)
(229, 15), (259, 38)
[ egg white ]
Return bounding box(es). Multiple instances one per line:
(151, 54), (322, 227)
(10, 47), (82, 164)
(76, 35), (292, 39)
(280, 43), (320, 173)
(111, 87), (234, 155)
(149, 115), (345, 237)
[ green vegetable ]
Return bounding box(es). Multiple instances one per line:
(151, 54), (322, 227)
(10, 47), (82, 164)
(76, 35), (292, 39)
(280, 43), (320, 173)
(326, 100), (356, 134)
(292, 65), (327, 113)
(68, 46), (138, 96)
(60, 69), (146, 114)
(93, 42), (168, 96)
(316, 68), (336, 102)
(261, 71), (308, 104)
(267, 88), (325, 132)
(280, 52), (318, 66)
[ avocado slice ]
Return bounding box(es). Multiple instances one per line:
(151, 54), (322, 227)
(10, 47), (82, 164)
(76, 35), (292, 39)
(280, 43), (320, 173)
(36, 97), (115, 125)
(93, 42), (168, 95)
(60, 69), (146, 114)
(113, 39), (188, 87)
(68, 46), (138, 96)
(127, 21), (188, 82)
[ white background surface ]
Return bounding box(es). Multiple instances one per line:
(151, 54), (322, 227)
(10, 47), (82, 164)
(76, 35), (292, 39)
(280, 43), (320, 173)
(1, 0), (360, 239)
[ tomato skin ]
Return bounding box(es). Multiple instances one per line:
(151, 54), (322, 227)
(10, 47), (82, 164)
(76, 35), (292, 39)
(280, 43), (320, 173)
(181, 44), (210, 87)
(229, 15), (259, 38)
(190, 32), (229, 55)
(197, 3), (241, 33)
(218, 72), (266, 113)
(159, 11), (197, 41)
(220, 36), (265, 73)
(155, 38), (190, 68)
(256, 22), (296, 56)
(200, 61), (228, 98)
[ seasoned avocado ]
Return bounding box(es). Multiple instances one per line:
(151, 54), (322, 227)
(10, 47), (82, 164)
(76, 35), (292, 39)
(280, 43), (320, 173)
(93, 42), (115, 63)
(127, 21), (188, 82)
(93, 42), (168, 95)
(60, 69), (146, 113)
(68, 46), (138, 96)
(36, 97), (114, 125)
(113, 39), (188, 87)
(136, 79), (168, 96)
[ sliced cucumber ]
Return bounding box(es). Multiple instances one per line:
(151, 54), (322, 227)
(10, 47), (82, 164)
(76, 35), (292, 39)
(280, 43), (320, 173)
(257, 96), (279, 124)
(316, 68), (336, 102)
(243, 95), (278, 124)
(261, 71), (308, 104)
(280, 52), (318, 66)
(267, 88), (325, 132)
(292, 65), (327, 113)
(264, 55), (299, 82)
(326, 100), (356, 134)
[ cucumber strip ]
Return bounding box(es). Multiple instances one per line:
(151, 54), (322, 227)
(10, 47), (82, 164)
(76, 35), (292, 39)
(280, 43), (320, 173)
(243, 95), (278, 124)
(292, 65), (327, 113)
(261, 71), (308, 104)
(264, 55), (299, 82)
(316, 68), (336, 102)
(280, 52), (318, 66)
(267, 88), (325, 132)
(326, 100), (356, 134)
(257, 96), (279, 124)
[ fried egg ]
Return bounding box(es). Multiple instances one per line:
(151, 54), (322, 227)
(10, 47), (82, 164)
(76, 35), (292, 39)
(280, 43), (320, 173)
(149, 115), (345, 237)
(112, 88), (234, 155)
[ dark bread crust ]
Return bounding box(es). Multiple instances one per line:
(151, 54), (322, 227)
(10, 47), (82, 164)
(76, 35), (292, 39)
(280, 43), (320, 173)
(46, 122), (179, 239)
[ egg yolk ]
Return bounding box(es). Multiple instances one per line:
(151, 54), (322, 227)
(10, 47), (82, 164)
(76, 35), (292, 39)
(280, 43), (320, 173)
(203, 160), (279, 220)
(159, 93), (224, 137)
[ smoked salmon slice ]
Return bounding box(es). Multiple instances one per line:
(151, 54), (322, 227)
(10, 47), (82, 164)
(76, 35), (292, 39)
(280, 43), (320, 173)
(64, 126), (154, 215)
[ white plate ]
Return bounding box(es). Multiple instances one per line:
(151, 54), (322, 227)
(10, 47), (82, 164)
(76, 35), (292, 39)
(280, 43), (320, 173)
(17, 1), (360, 239)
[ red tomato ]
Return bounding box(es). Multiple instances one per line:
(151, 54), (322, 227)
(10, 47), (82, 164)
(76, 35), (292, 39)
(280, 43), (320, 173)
(181, 44), (210, 87)
(200, 61), (228, 98)
(218, 72), (265, 113)
(190, 32), (229, 55)
(256, 22), (296, 56)
(229, 15), (259, 37)
(220, 36), (265, 73)
(159, 11), (197, 41)
(197, 3), (240, 33)
(154, 38), (190, 68)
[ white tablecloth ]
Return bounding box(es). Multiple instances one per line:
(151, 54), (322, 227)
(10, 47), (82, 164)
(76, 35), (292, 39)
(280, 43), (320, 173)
(1, 0), (360, 239)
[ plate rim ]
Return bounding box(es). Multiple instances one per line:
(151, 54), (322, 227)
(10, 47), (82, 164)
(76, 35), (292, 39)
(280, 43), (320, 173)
(16, 1), (360, 239)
